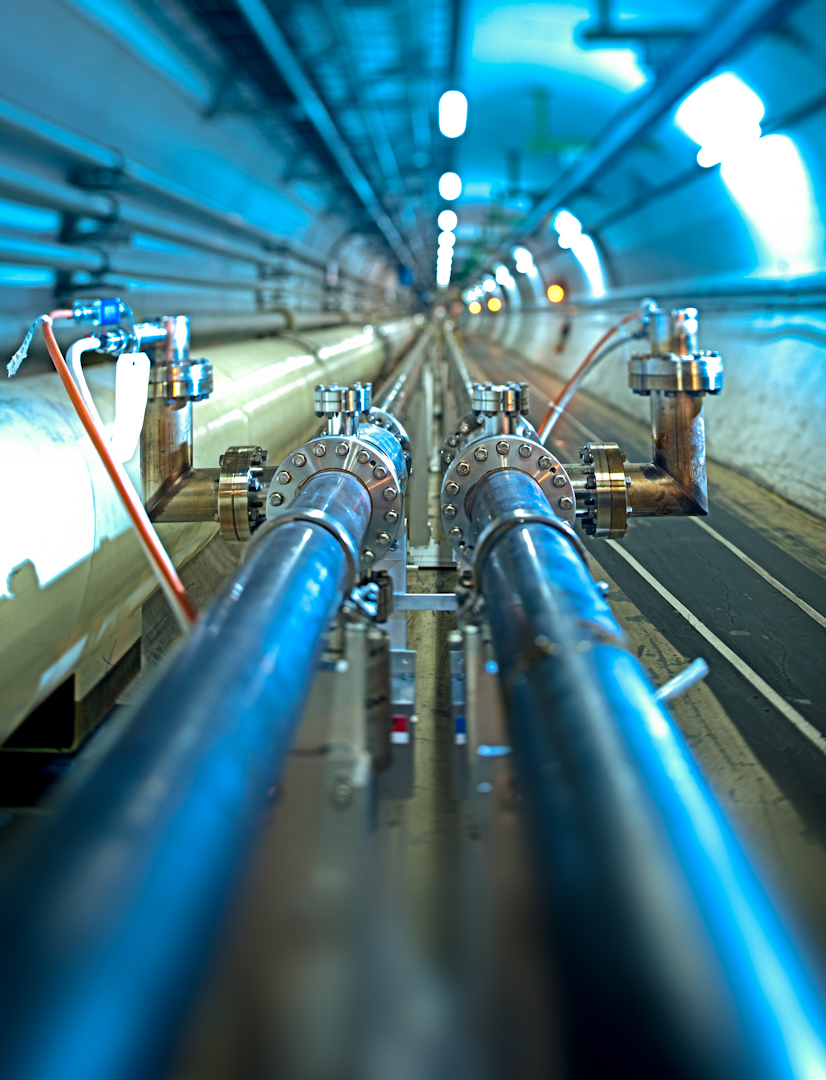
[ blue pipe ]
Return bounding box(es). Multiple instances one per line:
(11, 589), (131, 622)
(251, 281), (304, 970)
(0, 470), (371, 1080)
(471, 468), (826, 1079)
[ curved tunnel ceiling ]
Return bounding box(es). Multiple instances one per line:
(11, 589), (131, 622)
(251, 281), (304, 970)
(0, 0), (824, 314)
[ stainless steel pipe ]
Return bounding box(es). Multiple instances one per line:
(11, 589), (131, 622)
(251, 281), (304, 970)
(0, 470), (371, 1080)
(471, 467), (826, 1079)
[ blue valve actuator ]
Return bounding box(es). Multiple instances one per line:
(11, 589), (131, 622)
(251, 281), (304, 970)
(72, 298), (127, 327)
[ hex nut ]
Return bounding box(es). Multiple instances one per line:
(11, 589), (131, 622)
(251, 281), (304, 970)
(336, 442), (349, 457)
(313, 443), (327, 457)
(474, 447), (488, 462)
(538, 455), (552, 470)
(376, 531), (391, 545)
(553, 474), (567, 488)
(293, 452), (307, 467)
(559, 496), (574, 510)
(443, 503), (457, 519)
(373, 465), (387, 479)
(495, 440), (510, 456)
(518, 444), (533, 458)
(445, 480), (460, 496)
(269, 492), (284, 506)
(457, 460), (471, 476)
(384, 509), (399, 524)
(357, 449), (370, 464)
(383, 487), (397, 501)
(278, 470), (292, 484)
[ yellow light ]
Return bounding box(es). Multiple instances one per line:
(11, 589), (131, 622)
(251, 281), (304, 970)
(487, 297), (502, 312)
(468, 300), (482, 314)
(547, 284), (565, 303)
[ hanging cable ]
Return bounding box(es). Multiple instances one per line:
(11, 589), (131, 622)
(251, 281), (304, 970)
(39, 314), (197, 632)
(538, 308), (641, 443)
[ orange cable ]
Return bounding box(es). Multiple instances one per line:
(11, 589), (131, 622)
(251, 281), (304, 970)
(538, 308), (641, 443)
(42, 317), (198, 631)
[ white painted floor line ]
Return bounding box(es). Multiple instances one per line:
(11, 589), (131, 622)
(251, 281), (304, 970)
(691, 518), (826, 631)
(606, 540), (826, 757)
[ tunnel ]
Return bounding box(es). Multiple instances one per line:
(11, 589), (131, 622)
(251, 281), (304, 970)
(0, 1), (825, 1077)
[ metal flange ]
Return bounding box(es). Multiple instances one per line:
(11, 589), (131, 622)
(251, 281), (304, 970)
(148, 359), (213, 403)
(218, 445), (269, 541)
(266, 435), (404, 570)
(440, 435), (576, 561)
(368, 407), (412, 473)
(628, 352), (723, 395)
(580, 443), (628, 539)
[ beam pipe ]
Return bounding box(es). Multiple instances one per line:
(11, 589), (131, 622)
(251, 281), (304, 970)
(471, 467), (826, 1079)
(0, 469), (371, 1080)
(444, 327), (474, 416)
(373, 325), (432, 417)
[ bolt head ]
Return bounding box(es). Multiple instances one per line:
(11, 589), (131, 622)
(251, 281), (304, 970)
(456, 460), (471, 476)
(443, 503), (457, 519)
(559, 496), (574, 510)
(278, 470), (292, 484)
(495, 440), (510, 456)
(474, 447), (488, 462)
(445, 480), (460, 496)
(313, 443), (327, 457)
(357, 449), (370, 464)
(444, 453), (455, 465)
(383, 487), (397, 501)
(336, 442), (349, 457)
(553, 473), (567, 487)
(449, 526), (463, 541)
(384, 509), (399, 524)
(538, 455), (552, 470)
(459, 421), (470, 434)
(269, 491), (283, 507)
(363, 549), (376, 564)
(518, 444), (533, 458)
(373, 465), (387, 479)
(376, 531), (391, 545)
(293, 452), (307, 467)
(447, 435), (459, 447)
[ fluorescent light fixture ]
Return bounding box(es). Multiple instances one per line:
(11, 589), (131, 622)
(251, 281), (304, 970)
(494, 264), (516, 290)
(438, 209), (458, 231)
(512, 246), (536, 275)
(552, 210), (606, 298)
(676, 72), (823, 275)
(439, 172), (462, 200)
(438, 230), (456, 248)
(439, 90), (468, 138)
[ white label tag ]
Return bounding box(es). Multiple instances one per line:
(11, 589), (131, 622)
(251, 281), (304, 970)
(109, 352), (150, 463)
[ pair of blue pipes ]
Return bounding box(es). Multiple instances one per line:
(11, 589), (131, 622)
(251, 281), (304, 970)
(0, 380), (825, 1078)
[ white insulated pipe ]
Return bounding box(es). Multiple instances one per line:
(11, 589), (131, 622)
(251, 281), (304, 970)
(0, 319), (416, 740)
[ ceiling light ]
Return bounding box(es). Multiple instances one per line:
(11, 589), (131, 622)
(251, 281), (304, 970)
(438, 230), (456, 248)
(547, 284), (565, 303)
(482, 278), (496, 292)
(439, 172), (462, 201)
(439, 90), (468, 138)
(487, 297), (502, 312)
(468, 300), (482, 314)
(438, 209), (458, 231)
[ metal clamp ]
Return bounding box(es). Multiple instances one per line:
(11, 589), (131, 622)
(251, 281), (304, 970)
(148, 359), (213, 402)
(251, 507), (360, 592)
(474, 509), (588, 571)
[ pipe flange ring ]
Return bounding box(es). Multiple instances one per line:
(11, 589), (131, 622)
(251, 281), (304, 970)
(474, 509), (588, 573)
(369, 407), (412, 472)
(251, 508), (359, 592)
(440, 436), (576, 559)
(441, 411), (484, 470)
(148, 358), (213, 402)
(218, 445), (269, 542)
(266, 435), (404, 570)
